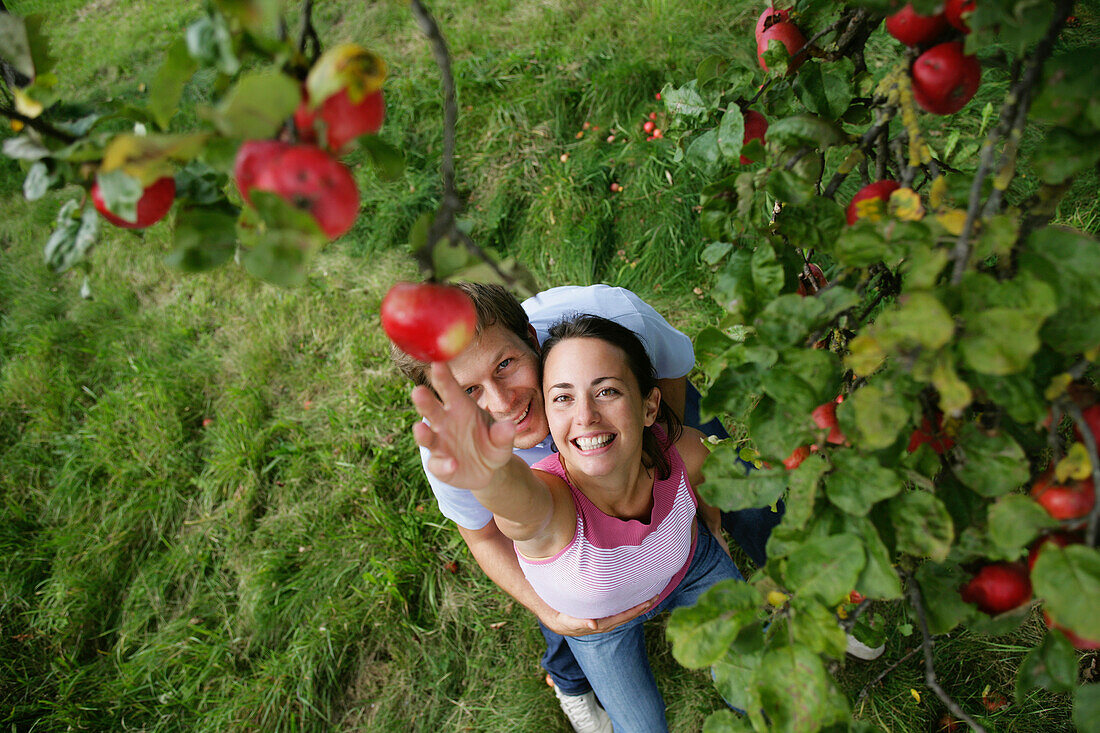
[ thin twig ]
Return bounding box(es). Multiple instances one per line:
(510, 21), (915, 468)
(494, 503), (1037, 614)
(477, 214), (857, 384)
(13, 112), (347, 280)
(823, 108), (894, 199)
(908, 577), (988, 733)
(297, 0), (321, 65)
(406, 0), (513, 286)
(857, 643), (923, 702)
(0, 104), (77, 143)
(949, 0), (1075, 285)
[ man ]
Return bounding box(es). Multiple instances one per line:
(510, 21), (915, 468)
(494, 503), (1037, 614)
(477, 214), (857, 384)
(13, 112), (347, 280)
(392, 282), (781, 732)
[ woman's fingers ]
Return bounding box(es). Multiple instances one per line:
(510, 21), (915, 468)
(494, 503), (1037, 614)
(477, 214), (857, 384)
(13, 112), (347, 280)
(411, 384), (445, 424)
(428, 361), (468, 406)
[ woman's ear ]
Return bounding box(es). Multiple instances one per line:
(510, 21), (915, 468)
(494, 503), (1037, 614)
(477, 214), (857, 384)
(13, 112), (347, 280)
(643, 387), (661, 427)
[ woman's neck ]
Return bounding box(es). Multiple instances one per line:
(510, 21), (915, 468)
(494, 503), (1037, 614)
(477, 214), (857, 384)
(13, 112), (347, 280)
(564, 455), (656, 522)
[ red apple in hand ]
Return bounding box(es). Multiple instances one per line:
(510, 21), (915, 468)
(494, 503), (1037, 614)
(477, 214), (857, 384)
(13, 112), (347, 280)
(236, 143), (360, 239)
(886, 4), (948, 47)
(740, 110), (769, 164)
(944, 0), (976, 33)
(91, 175), (175, 229)
(757, 21), (807, 73)
(381, 282), (478, 362)
(911, 42), (981, 115)
(960, 563), (1031, 615)
(1030, 473), (1095, 521)
(846, 180), (900, 225)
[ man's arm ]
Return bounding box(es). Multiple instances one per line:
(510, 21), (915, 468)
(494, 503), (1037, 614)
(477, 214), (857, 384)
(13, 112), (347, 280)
(457, 520), (656, 636)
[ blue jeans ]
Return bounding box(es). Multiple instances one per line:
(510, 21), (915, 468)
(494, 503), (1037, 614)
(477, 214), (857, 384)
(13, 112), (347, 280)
(541, 383), (782, 695)
(563, 524), (743, 732)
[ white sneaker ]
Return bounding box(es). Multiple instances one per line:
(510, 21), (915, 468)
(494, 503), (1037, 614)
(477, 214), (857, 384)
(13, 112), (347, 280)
(553, 685), (613, 733)
(845, 632), (885, 660)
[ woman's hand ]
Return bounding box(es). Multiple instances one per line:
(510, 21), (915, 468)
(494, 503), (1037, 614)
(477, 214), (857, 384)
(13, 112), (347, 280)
(412, 361), (517, 490)
(542, 596), (659, 637)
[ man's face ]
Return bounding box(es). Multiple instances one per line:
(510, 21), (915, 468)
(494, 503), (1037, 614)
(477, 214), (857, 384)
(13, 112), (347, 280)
(446, 324), (549, 450)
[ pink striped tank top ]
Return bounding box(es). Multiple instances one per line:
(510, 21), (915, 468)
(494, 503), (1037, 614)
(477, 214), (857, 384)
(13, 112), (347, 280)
(518, 426), (699, 619)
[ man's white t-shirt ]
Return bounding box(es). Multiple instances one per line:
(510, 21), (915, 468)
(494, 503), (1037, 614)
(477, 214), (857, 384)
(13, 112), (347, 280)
(420, 284), (695, 530)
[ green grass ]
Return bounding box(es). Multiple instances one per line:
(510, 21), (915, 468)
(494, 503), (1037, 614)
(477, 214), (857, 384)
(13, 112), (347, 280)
(1, 0), (1097, 730)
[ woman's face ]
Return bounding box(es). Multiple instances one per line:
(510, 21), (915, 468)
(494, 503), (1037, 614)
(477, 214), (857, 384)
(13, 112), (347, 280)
(542, 337), (659, 480)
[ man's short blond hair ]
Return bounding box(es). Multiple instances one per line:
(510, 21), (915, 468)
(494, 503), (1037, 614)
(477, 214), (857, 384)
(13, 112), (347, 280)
(389, 282), (536, 386)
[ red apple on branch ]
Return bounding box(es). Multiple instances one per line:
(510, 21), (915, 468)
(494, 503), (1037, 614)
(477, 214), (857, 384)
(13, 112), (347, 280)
(1030, 473), (1095, 521)
(1027, 532), (1079, 572)
(911, 42), (981, 115)
(740, 110), (769, 164)
(796, 262), (827, 296)
(960, 563), (1032, 615)
(783, 445), (811, 470)
(944, 0), (976, 33)
(846, 180), (900, 225)
(235, 142), (360, 239)
(1043, 611), (1100, 650)
(812, 399), (847, 445)
(907, 413), (955, 454)
(91, 175), (175, 229)
(754, 5), (791, 41)
(885, 4), (948, 47)
(298, 87), (386, 154)
(757, 21), (807, 73)
(381, 282), (478, 362)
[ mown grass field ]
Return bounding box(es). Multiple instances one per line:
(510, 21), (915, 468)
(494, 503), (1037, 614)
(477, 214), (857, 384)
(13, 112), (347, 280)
(1, 0), (1097, 731)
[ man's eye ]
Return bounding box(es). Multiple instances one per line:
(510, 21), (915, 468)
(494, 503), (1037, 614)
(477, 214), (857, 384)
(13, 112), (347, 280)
(497, 358), (513, 371)
(464, 386), (478, 396)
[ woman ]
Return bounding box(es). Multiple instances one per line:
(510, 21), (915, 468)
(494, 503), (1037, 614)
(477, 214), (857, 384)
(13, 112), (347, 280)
(412, 315), (742, 731)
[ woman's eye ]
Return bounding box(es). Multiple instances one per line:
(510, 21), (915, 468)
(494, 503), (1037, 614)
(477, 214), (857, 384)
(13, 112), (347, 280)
(552, 394), (571, 403)
(598, 388), (619, 397)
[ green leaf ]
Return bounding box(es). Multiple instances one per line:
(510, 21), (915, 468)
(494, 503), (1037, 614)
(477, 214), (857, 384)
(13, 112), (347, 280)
(3, 134), (51, 161)
(687, 129), (722, 175)
(701, 241), (733, 265)
(23, 161), (53, 201)
(93, 169), (143, 225)
(237, 190), (325, 287)
(766, 115), (846, 149)
(793, 60), (854, 120)
(950, 423), (1029, 497)
(846, 516), (903, 600)
(915, 561), (972, 634)
(1032, 128), (1100, 184)
(837, 382), (912, 451)
(900, 240), (949, 291)
(832, 224), (887, 268)
(762, 348), (841, 415)
(695, 54), (729, 89)
(0, 13), (35, 79)
(824, 453), (904, 516)
(889, 492), (954, 561)
(701, 442), (787, 512)
(775, 196), (846, 252)
(969, 372), (1046, 425)
(716, 106), (745, 163)
(959, 276), (1057, 375)
(1032, 51), (1100, 130)
(712, 648), (764, 717)
(185, 13), (239, 75)
(1074, 684), (1100, 733)
(167, 205), (238, 272)
(149, 38), (199, 131)
(776, 452), (825, 529)
(667, 580), (762, 668)
(662, 80), (708, 120)
(44, 200), (99, 274)
(702, 710), (754, 732)
(756, 646), (847, 733)
(987, 494), (1059, 553)
(212, 71), (300, 140)
(748, 395), (816, 463)
(783, 533), (866, 605)
(876, 292), (956, 351)
(1019, 227), (1100, 355)
(1031, 545), (1100, 644)
(767, 169), (815, 205)
(788, 596), (848, 659)
(755, 294), (826, 348)
(1015, 631), (1078, 702)
(359, 135), (406, 180)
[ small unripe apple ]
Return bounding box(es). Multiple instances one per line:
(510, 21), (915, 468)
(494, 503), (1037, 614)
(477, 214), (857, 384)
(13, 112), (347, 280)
(1030, 473), (1095, 521)
(757, 21), (807, 73)
(846, 180), (901, 225)
(911, 42), (981, 115)
(885, 3), (948, 47)
(91, 175), (175, 229)
(740, 110), (769, 164)
(236, 142), (360, 239)
(796, 262), (827, 296)
(381, 282), (478, 362)
(755, 6), (791, 41)
(944, 0), (976, 33)
(960, 563), (1031, 615)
